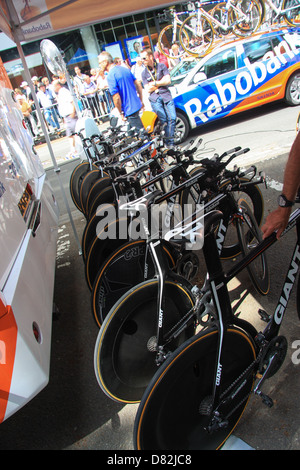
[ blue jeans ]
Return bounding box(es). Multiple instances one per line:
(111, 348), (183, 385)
(44, 108), (60, 130)
(126, 110), (144, 131)
(150, 96), (176, 146)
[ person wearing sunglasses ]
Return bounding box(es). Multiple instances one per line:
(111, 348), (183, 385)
(141, 48), (176, 148)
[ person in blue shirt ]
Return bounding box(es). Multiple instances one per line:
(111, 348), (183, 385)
(98, 51), (144, 130)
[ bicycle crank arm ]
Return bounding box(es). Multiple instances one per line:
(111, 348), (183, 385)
(253, 354), (277, 407)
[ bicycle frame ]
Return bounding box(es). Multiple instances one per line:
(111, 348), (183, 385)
(264, 0), (300, 20)
(184, 0), (253, 36)
(169, 8), (190, 39)
(125, 188), (257, 366)
(204, 0), (249, 31)
(203, 206), (300, 428)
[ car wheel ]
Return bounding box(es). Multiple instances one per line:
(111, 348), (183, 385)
(285, 72), (300, 106)
(174, 112), (190, 143)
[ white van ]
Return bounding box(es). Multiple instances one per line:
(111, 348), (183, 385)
(0, 84), (59, 423)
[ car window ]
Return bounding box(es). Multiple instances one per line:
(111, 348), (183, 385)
(199, 48), (236, 80)
(243, 39), (273, 63)
(170, 59), (198, 85)
(272, 33), (300, 53)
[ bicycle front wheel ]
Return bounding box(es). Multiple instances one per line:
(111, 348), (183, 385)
(94, 279), (195, 403)
(210, 3), (234, 36)
(134, 326), (256, 450)
(179, 171), (265, 259)
(237, 200), (270, 295)
(283, 0), (300, 26)
(179, 14), (214, 57)
(158, 24), (189, 59)
(230, 0), (262, 37)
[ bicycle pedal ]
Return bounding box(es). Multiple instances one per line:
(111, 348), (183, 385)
(258, 309), (271, 323)
(256, 389), (273, 408)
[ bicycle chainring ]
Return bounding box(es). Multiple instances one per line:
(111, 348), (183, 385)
(258, 336), (288, 379)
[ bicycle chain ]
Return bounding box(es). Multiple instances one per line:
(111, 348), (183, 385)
(214, 348), (264, 422)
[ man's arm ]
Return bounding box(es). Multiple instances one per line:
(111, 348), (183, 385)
(134, 80), (144, 109)
(112, 92), (125, 119)
(262, 132), (300, 239)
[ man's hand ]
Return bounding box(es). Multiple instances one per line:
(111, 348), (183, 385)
(261, 206), (292, 239)
(147, 81), (158, 93)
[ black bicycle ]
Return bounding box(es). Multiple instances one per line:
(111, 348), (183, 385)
(133, 205), (300, 450)
(81, 137), (202, 263)
(90, 148), (266, 325)
(93, 182), (269, 403)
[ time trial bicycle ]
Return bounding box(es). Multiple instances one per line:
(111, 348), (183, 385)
(93, 183), (269, 403)
(133, 204), (300, 450)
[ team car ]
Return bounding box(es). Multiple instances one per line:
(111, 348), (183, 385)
(170, 26), (300, 142)
(0, 84), (59, 423)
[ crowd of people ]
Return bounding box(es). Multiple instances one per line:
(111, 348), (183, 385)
(14, 40), (182, 153)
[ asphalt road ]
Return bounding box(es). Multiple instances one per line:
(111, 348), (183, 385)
(1, 101), (300, 451)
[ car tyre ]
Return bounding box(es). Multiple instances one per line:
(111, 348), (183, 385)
(285, 72), (300, 106)
(175, 111), (190, 143)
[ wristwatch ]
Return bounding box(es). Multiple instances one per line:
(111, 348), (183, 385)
(278, 194), (294, 207)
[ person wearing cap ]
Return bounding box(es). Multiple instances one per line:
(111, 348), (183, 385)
(20, 80), (38, 126)
(37, 82), (60, 133)
(31, 76), (39, 93)
(20, 81), (31, 99)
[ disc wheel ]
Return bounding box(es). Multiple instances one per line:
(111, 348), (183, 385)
(94, 279), (195, 403)
(134, 326), (256, 450)
(82, 175), (111, 217)
(69, 161), (98, 212)
(91, 239), (176, 326)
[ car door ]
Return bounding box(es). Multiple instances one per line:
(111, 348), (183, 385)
(174, 45), (239, 129)
(234, 31), (300, 111)
(235, 36), (279, 110)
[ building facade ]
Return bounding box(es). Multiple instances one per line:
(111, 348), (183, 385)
(0, 6), (183, 89)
